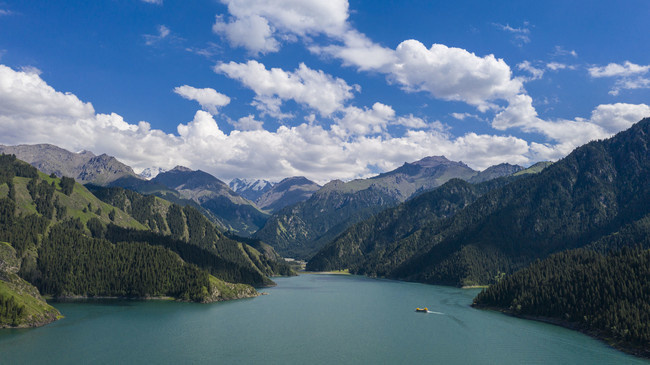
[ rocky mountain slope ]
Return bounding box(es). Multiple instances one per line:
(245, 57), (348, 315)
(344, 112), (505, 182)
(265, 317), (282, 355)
(151, 167), (269, 235)
(0, 144), (138, 185)
(255, 176), (321, 213)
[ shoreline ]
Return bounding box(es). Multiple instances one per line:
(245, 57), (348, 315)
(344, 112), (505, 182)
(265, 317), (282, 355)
(299, 270), (351, 275)
(473, 305), (650, 360)
(46, 295), (176, 302)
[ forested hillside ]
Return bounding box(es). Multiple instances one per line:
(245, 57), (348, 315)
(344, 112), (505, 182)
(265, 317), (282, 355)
(255, 182), (400, 259)
(473, 214), (650, 357)
(84, 185), (293, 286)
(307, 162), (552, 273)
(0, 154), (287, 327)
(307, 118), (650, 288)
(307, 177), (513, 272)
(388, 118), (650, 286)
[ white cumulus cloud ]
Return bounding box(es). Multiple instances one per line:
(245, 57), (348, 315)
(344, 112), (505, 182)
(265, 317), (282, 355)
(332, 102), (395, 137)
(588, 61), (650, 95)
(518, 61), (544, 80)
(213, 0), (349, 54)
(387, 40), (523, 110)
(173, 85), (230, 115)
(316, 37), (523, 112)
(215, 60), (358, 117)
(213, 14), (279, 55)
(588, 61), (650, 78)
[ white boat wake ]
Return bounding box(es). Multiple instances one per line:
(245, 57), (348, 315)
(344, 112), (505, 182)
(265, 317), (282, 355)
(427, 310), (444, 315)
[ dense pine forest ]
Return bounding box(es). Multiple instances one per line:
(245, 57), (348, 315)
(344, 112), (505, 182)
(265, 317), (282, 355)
(474, 214), (650, 355)
(89, 185), (293, 285)
(0, 294), (24, 326)
(39, 219), (213, 301)
(474, 246), (650, 357)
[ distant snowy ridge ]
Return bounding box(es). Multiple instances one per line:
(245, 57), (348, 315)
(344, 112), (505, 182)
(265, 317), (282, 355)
(139, 166), (167, 180)
(229, 178), (276, 201)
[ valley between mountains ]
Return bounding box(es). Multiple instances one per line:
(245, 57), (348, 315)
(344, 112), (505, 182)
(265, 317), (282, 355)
(1, 118), (649, 357)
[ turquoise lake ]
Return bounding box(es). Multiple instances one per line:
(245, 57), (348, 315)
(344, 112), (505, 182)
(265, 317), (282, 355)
(1, 274), (647, 364)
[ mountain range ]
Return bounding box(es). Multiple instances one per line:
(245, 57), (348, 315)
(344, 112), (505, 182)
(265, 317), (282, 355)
(0, 144), (327, 237)
(254, 156), (524, 259)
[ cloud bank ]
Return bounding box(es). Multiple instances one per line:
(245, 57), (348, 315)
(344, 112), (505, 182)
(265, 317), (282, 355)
(1, 65), (648, 184)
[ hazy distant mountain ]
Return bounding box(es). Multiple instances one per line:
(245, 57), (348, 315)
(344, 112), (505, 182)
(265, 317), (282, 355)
(139, 166), (166, 180)
(229, 178), (275, 201)
(513, 161), (553, 176)
(0, 144), (138, 185)
(254, 156), (479, 259)
(468, 163), (524, 184)
(255, 176), (320, 213)
(152, 166), (269, 236)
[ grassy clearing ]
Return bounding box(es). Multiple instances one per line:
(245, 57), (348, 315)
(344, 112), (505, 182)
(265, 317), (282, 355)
(208, 275), (258, 301)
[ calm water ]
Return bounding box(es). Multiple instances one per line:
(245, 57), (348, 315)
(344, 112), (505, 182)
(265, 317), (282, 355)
(0, 274), (647, 364)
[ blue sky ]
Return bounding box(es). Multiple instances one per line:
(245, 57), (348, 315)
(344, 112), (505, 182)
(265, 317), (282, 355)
(0, 0), (649, 182)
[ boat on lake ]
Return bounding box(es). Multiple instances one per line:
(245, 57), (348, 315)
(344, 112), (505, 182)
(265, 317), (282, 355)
(415, 307), (428, 313)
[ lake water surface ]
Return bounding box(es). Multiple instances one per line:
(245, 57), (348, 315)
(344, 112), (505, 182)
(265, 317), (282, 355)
(1, 274), (647, 364)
